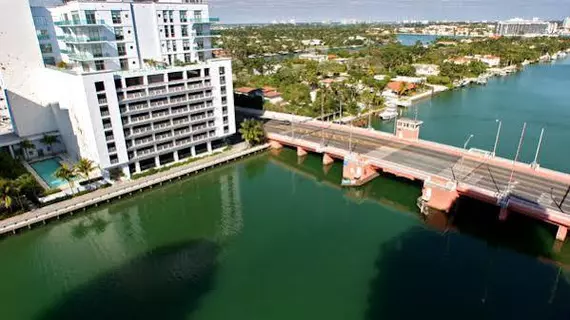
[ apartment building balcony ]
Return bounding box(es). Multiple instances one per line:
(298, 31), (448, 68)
(57, 35), (113, 44)
(54, 19), (108, 28)
(66, 52), (117, 61)
(118, 84), (213, 103)
(195, 47), (222, 52)
(189, 17), (220, 24)
(135, 147), (156, 159)
(156, 142), (174, 152)
(125, 125), (153, 139)
(37, 34), (50, 41)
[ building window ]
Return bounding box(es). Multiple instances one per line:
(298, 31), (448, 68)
(43, 57), (56, 66)
(172, 41), (177, 51)
(222, 96), (227, 104)
(120, 59), (129, 71)
(85, 10), (96, 24)
(221, 87), (226, 95)
(204, 68), (209, 76)
(117, 43), (126, 56)
(169, 10), (174, 23)
(219, 66), (225, 75)
(162, 10), (168, 23)
(180, 11), (187, 23)
(194, 10), (202, 20)
(183, 39), (190, 51)
(170, 25), (175, 37)
(181, 25), (188, 37)
(184, 53), (191, 63)
(111, 10), (122, 24)
(165, 27), (170, 38)
(220, 76), (226, 85)
(224, 126), (229, 134)
(95, 81), (105, 92)
(110, 154), (118, 164)
(114, 27), (124, 40)
(40, 43), (53, 54)
(95, 60), (105, 71)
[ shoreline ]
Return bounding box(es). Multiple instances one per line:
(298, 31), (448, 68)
(0, 143), (269, 238)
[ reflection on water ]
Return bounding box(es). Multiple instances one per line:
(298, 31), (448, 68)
(0, 150), (568, 319)
(39, 240), (219, 320)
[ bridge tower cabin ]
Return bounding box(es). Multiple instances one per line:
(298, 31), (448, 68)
(396, 118), (423, 140)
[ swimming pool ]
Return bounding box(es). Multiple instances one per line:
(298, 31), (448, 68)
(29, 158), (68, 189)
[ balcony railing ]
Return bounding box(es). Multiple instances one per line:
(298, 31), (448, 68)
(132, 126), (152, 135)
(37, 34), (50, 40)
(105, 135), (115, 142)
(157, 143), (174, 152)
(189, 17), (220, 24)
(54, 19), (107, 27)
(68, 52), (114, 61)
(58, 35), (109, 43)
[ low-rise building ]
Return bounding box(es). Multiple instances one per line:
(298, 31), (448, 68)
(413, 64), (440, 76)
(477, 55), (501, 67)
(301, 39), (323, 46)
(298, 53), (328, 62)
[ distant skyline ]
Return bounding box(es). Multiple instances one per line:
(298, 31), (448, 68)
(209, 0), (570, 24)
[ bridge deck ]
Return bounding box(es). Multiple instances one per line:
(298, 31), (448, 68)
(265, 120), (570, 222)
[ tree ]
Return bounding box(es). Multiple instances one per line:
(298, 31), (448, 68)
(19, 139), (35, 160)
(398, 82), (410, 97)
(0, 179), (14, 211)
(40, 135), (58, 155)
(239, 119), (265, 146)
(54, 164), (76, 194)
(75, 158), (95, 180)
(394, 65), (416, 77)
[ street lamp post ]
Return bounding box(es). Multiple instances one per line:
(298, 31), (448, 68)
(531, 127), (545, 169)
(492, 119), (502, 157)
(507, 122), (527, 190)
(458, 134), (474, 181)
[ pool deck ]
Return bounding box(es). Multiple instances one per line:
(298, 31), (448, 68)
(0, 143), (269, 237)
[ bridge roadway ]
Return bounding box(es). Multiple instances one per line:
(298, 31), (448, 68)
(264, 120), (570, 227)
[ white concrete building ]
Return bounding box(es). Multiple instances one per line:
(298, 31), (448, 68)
(0, 0), (235, 178)
(412, 64), (440, 76)
(563, 17), (570, 30)
(496, 18), (550, 36)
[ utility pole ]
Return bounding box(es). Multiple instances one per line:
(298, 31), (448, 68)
(508, 122), (527, 190)
(321, 91), (325, 146)
(492, 119), (502, 157)
(531, 127), (545, 168)
(457, 134), (474, 181)
(348, 119), (354, 153)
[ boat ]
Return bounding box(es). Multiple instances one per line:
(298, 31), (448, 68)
(379, 104), (399, 120)
(476, 76), (487, 85)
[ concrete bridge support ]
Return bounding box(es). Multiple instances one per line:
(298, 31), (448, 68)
(297, 146), (308, 157)
(341, 155), (378, 187)
(269, 140), (283, 149)
(323, 153), (334, 166)
(422, 177), (459, 213)
(556, 226), (567, 242)
(499, 207), (509, 221)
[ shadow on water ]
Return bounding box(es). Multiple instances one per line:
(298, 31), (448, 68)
(365, 225), (570, 320)
(39, 240), (219, 320)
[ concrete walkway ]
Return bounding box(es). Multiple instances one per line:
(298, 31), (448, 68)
(0, 143), (269, 236)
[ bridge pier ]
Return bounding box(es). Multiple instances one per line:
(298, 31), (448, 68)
(297, 146), (308, 157)
(421, 177), (458, 213)
(341, 155), (378, 187)
(499, 207), (509, 221)
(323, 153), (334, 166)
(556, 226), (567, 242)
(269, 140), (283, 149)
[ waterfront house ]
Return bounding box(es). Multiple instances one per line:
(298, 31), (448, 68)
(413, 64), (440, 76)
(298, 53), (328, 62)
(478, 55), (501, 67)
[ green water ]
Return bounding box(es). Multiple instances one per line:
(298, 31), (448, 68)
(1, 59), (570, 319)
(374, 57), (570, 173)
(0, 150), (569, 319)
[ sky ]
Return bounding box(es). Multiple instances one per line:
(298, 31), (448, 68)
(209, 0), (570, 24)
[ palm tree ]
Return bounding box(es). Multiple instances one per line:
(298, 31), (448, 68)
(239, 119), (265, 146)
(75, 158), (95, 180)
(398, 82), (410, 97)
(0, 179), (13, 211)
(54, 164), (76, 194)
(40, 135), (59, 155)
(19, 139), (35, 160)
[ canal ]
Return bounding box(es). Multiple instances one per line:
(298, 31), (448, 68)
(0, 148), (569, 319)
(1, 50), (570, 320)
(374, 57), (570, 173)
